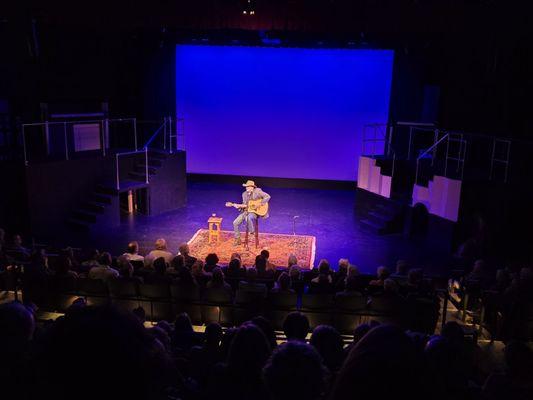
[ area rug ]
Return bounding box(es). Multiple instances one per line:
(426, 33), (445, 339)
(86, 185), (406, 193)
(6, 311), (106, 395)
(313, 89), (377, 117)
(187, 229), (316, 269)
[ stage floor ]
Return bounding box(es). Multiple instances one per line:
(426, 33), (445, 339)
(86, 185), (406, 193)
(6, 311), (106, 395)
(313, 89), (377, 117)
(69, 181), (453, 275)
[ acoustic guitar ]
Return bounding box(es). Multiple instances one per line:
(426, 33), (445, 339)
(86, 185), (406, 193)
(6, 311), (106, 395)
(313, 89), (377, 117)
(225, 199), (269, 217)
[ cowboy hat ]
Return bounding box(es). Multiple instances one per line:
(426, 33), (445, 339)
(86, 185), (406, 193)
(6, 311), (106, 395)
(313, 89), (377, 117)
(242, 180), (256, 188)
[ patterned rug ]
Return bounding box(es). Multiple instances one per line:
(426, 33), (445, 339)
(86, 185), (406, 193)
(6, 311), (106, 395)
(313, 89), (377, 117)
(187, 229), (316, 269)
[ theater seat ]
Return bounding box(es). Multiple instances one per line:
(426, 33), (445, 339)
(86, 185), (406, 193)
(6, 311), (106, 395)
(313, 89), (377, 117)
(138, 283), (172, 322)
(300, 294), (335, 328)
(334, 291), (367, 333)
(108, 279), (140, 314)
(266, 292), (298, 329)
(77, 278), (109, 307)
(202, 288), (233, 326)
(170, 284), (202, 324)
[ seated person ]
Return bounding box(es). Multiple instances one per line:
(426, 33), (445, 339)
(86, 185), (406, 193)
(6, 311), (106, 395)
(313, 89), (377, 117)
(238, 267), (267, 296)
(122, 241), (144, 262)
(333, 258), (350, 288)
(260, 249), (277, 273)
(204, 253), (221, 273)
(191, 260), (210, 291)
(88, 252), (119, 282)
(271, 272), (295, 294)
(144, 238), (173, 268)
(344, 265), (364, 293)
(255, 255), (274, 279)
(206, 267), (232, 292)
(289, 265), (305, 295)
(368, 266), (391, 293)
(178, 243), (197, 270)
(144, 257), (174, 285)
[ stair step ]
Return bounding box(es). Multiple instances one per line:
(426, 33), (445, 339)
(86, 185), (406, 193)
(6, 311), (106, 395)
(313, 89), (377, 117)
(67, 217), (91, 231)
(360, 218), (385, 234)
(367, 210), (390, 222)
(133, 165), (157, 174)
(72, 210), (98, 223)
(89, 193), (113, 205)
(80, 201), (106, 213)
(128, 171), (153, 182)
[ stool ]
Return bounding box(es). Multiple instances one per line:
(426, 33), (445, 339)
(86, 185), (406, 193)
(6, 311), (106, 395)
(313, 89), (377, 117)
(244, 217), (259, 249)
(208, 216), (223, 244)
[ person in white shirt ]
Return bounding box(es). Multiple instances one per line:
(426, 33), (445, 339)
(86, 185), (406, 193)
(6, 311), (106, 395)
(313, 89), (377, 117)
(144, 238), (173, 268)
(88, 252), (119, 282)
(122, 241), (144, 262)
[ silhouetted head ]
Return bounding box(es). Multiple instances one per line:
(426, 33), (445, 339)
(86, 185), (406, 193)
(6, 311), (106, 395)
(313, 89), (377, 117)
(263, 341), (326, 400)
(310, 325), (345, 372)
(283, 312), (309, 341)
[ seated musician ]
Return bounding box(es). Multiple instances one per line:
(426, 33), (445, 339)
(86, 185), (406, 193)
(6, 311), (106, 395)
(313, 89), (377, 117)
(230, 180), (270, 246)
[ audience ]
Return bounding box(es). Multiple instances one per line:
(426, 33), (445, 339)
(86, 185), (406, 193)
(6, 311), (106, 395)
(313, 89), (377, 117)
(283, 312), (310, 342)
(204, 253), (221, 273)
(310, 324), (345, 373)
(260, 249), (277, 272)
(271, 272), (295, 294)
(206, 267), (232, 292)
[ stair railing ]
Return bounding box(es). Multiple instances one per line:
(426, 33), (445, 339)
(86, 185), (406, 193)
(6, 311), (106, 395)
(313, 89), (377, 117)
(114, 119), (167, 190)
(415, 132), (449, 185)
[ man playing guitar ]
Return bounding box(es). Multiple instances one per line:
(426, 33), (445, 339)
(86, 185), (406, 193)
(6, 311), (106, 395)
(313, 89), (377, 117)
(226, 180), (271, 246)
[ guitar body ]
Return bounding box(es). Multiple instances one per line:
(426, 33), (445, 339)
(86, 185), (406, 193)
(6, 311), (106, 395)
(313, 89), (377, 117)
(225, 199), (269, 217)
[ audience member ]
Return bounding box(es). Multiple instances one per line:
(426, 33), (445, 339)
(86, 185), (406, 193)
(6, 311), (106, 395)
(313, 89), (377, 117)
(178, 243), (197, 269)
(88, 252), (119, 282)
(271, 272), (295, 294)
(144, 238), (173, 268)
(310, 325), (345, 372)
(122, 241), (144, 262)
(260, 249), (277, 272)
(204, 253), (221, 273)
(283, 312), (309, 342)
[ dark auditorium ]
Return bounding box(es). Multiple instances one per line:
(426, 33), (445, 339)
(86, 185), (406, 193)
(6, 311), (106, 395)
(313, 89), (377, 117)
(1, 1), (532, 399)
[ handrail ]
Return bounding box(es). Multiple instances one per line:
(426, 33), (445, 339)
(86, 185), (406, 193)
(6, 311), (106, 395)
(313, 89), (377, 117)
(143, 121), (166, 149)
(417, 132), (448, 161)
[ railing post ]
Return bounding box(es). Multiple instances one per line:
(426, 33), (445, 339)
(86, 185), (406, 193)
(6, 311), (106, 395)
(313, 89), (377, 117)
(115, 154), (120, 191)
(22, 125), (28, 166)
(101, 120), (106, 157)
(407, 126), (413, 160)
(163, 117), (167, 150)
(44, 121), (50, 156)
(133, 118), (138, 151)
(63, 122), (69, 160)
(169, 115), (173, 154)
(145, 147), (149, 184)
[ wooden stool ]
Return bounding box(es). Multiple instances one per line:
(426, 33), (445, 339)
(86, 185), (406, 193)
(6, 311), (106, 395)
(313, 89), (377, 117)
(208, 215), (223, 244)
(244, 217), (259, 249)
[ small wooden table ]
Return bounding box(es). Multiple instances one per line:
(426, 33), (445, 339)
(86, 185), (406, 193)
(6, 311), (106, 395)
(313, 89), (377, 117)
(208, 216), (223, 244)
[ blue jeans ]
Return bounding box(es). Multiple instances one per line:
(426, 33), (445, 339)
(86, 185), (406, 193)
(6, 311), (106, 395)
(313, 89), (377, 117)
(233, 212), (257, 239)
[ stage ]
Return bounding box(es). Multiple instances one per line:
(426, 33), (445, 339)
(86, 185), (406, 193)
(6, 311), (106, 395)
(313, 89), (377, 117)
(75, 179), (454, 275)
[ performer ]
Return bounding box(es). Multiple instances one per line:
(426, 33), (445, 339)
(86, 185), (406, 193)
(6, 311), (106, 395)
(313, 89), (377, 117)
(228, 180), (271, 246)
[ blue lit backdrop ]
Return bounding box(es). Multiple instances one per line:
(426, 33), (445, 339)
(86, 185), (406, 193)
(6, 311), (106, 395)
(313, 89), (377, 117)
(176, 45), (393, 181)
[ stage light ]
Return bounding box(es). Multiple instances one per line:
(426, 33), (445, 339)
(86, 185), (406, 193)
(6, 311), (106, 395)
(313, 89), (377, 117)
(242, 0), (255, 16)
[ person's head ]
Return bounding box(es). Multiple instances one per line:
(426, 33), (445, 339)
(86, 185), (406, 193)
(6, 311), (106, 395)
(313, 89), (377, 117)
(230, 252), (242, 262)
(330, 325), (425, 400)
(227, 322), (271, 375)
(205, 322), (223, 347)
(472, 259), (485, 273)
(347, 264), (359, 277)
(251, 316), (278, 350)
(277, 272), (291, 290)
(383, 278), (398, 293)
(318, 259), (330, 275)
(171, 255), (185, 271)
(13, 234), (23, 246)
(174, 312), (193, 333)
(56, 255), (73, 275)
(211, 267), (225, 285)
(205, 253), (219, 266)
(255, 255), (267, 272)
(263, 341), (326, 400)
(154, 238), (167, 251)
(178, 243), (190, 256)
(31, 305), (176, 400)
(127, 241), (139, 255)
(395, 260), (409, 275)
(376, 266), (390, 280)
(99, 252), (112, 267)
(247, 266), (258, 280)
(407, 268), (423, 285)
(132, 306), (146, 324)
(352, 323), (372, 345)
(338, 258), (350, 273)
(243, 180), (256, 193)
(260, 249), (270, 260)
(191, 260), (204, 275)
(310, 325), (345, 372)
(283, 312), (309, 341)
(288, 254), (298, 268)
(504, 341), (533, 378)
(228, 258), (241, 271)
(88, 249), (100, 261)
(153, 257), (167, 275)
(0, 301), (35, 355)
(289, 265), (301, 279)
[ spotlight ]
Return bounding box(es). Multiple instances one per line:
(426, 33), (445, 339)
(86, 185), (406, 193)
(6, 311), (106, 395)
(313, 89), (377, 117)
(242, 0), (255, 16)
